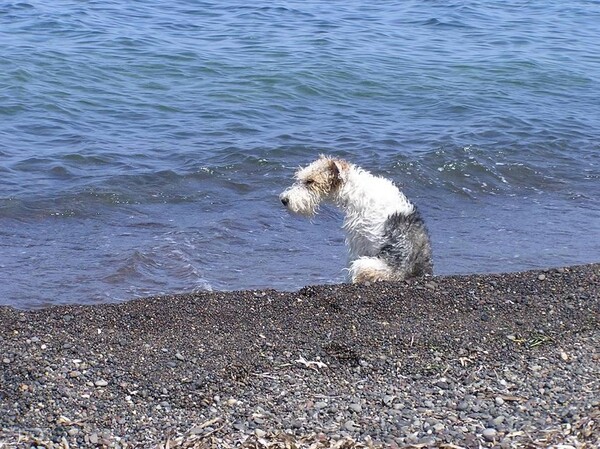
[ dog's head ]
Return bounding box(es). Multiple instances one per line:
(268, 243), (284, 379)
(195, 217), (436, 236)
(279, 155), (349, 216)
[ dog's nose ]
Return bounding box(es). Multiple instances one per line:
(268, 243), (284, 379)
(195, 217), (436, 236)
(280, 196), (289, 206)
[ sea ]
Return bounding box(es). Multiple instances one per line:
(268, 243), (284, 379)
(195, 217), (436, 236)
(1, 1), (599, 309)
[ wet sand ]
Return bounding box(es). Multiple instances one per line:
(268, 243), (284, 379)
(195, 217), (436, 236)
(1, 264), (598, 448)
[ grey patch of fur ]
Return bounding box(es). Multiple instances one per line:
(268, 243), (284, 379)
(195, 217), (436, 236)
(378, 208), (433, 279)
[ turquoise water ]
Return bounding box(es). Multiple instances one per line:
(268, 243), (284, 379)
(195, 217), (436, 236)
(1, 1), (599, 308)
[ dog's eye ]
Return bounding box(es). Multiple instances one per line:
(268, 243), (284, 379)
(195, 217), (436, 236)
(305, 179), (315, 186)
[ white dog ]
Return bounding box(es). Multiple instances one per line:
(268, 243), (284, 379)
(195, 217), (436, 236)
(280, 155), (432, 283)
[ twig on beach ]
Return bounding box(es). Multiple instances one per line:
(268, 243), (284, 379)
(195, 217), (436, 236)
(251, 372), (280, 380)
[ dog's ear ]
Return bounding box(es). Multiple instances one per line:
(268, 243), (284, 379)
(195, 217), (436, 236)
(328, 159), (340, 176)
(328, 159), (346, 184)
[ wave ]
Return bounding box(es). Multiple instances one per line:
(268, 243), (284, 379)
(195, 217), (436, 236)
(2, 142), (597, 220)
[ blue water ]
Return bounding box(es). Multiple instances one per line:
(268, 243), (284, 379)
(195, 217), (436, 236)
(1, 1), (599, 308)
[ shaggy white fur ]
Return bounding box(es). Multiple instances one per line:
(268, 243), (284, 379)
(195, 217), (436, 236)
(280, 155), (433, 283)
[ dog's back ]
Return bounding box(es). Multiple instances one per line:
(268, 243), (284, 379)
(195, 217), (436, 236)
(379, 209), (433, 279)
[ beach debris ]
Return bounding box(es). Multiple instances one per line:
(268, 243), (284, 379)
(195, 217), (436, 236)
(295, 355), (327, 371)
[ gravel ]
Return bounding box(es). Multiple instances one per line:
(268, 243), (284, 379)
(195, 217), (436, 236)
(0, 263), (599, 448)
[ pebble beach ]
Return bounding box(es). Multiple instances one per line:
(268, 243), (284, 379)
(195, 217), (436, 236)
(1, 264), (598, 448)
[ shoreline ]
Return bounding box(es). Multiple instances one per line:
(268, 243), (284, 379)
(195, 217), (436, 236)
(1, 263), (598, 448)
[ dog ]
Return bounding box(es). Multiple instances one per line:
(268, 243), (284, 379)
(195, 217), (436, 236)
(279, 155), (432, 283)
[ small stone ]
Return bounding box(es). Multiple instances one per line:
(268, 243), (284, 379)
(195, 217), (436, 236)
(344, 420), (360, 432)
(560, 351), (569, 362)
(189, 426), (204, 435)
(435, 380), (449, 389)
(89, 433), (99, 444)
(495, 396), (505, 406)
(407, 432), (419, 444)
(538, 274), (546, 281)
(232, 421), (246, 431)
(456, 401), (469, 411)
(315, 401), (328, 410)
(492, 416), (505, 427)
(69, 371), (81, 378)
(175, 352), (185, 361)
(383, 395), (397, 406)
(482, 428), (497, 442)
(254, 429), (266, 438)
(349, 403), (362, 413)
(425, 281), (437, 290)
(94, 379), (108, 387)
